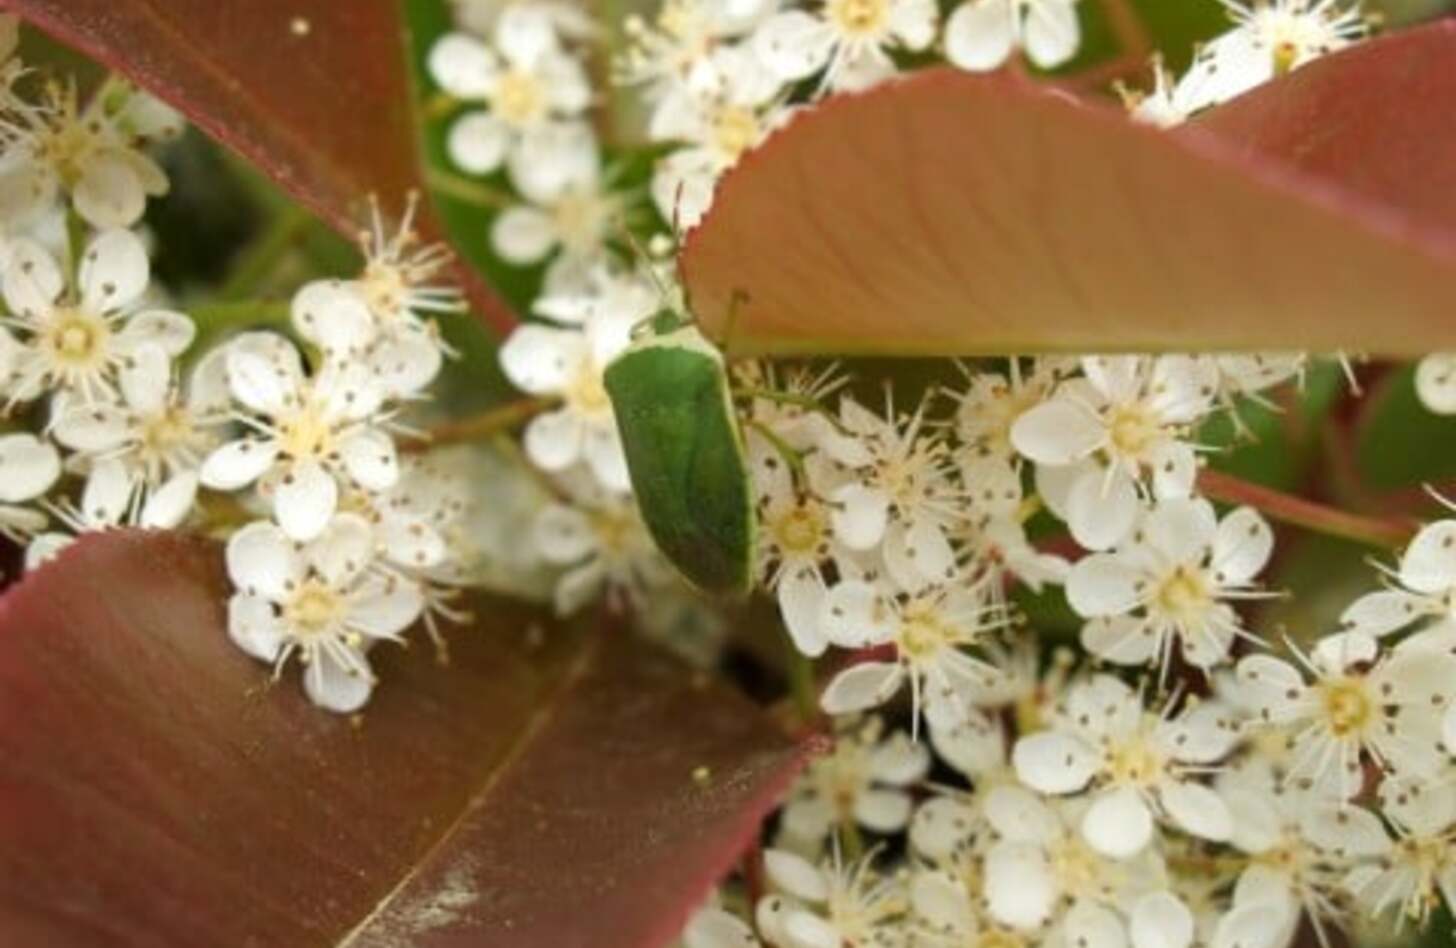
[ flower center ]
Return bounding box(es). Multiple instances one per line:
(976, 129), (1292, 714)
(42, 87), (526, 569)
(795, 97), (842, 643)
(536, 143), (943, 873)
(139, 405), (198, 457)
(898, 603), (950, 660)
(1154, 565), (1211, 622)
(1049, 835), (1105, 898)
(285, 579), (346, 637)
(360, 262), (407, 318)
(827, 0), (890, 36)
(43, 308), (110, 368)
(772, 503), (827, 556)
(552, 189), (613, 255)
(1317, 676), (1375, 738)
(277, 404), (335, 460)
(1107, 731), (1164, 786)
(1106, 403), (1161, 459)
(591, 509), (635, 554)
(39, 119), (102, 186)
(977, 929), (1030, 948)
(565, 362), (611, 418)
(711, 104), (760, 162)
(492, 69), (546, 127)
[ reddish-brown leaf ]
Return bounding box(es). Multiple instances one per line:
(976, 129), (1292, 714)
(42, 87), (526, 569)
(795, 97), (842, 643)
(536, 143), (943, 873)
(0, 531), (805, 947)
(681, 23), (1456, 356)
(5, 0), (516, 334)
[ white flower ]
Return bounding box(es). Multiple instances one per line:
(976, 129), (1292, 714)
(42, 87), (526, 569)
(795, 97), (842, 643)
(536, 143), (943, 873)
(950, 358), (1065, 465)
(978, 784), (1142, 931)
(500, 271), (647, 490)
(1341, 519), (1456, 642)
(649, 44), (789, 228)
(1176, 0), (1367, 115)
(817, 394), (962, 554)
(817, 571), (1009, 731)
(1013, 675), (1240, 857)
(328, 194), (465, 359)
(619, 0), (778, 97)
(226, 515), (424, 713)
(199, 339), (398, 541)
(753, 0), (937, 94)
(0, 79), (169, 229)
(430, 7), (592, 177)
(1216, 763), (1378, 944)
(532, 474), (675, 614)
(1343, 778), (1456, 926)
(350, 455), (478, 659)
(1067, 499), (1273, 676)
(52, 344), (224, 528)
(0, 230), (193, 404)
(490, 139), (618, 286)
(1415, 354), (1456, 415)
(779, 717), (931, 852)
(1235, 632), (1456, 799)
(751, 435), (863, 657)
(755, 848), (906, 948)
(943, 0), (1081, 72)
(1012, 355), (1216, 550)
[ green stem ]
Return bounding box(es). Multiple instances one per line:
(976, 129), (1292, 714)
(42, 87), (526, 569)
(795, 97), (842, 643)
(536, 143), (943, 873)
(746, 418), (808, 485)
(1197, 468), (1416, 550)
(188, 300), (293, 353)
(218, 205), (312, 300)
(785, 644), (819, 727)
(426, 168), (512, 210)
(63, 206), (86, 296)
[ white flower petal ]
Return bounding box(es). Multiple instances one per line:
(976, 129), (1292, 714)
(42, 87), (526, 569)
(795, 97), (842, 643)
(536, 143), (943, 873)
(1063, 902), (1129, 948)
(819, 661), (904, 715)
(73, 155), (146, 229)
(523, 409), (583, 472)
(307, 513), (374, 586)
(854, 788), (913, 833)
(118, 343), (172, 413)
(339, 428), (399, 491)
(491, 205), (558, 265)
(1022, 0), (1082, 68)
(1081, 615), (1158, 666)
(1212, 506), (1274, 585)
(985, 841), (1056, 929)
(829, 482), (888, 551)
(3, 238), (63, 319)
(117, 310), (196, 357)
(1400, 520), (1456, 594)
(140, 471), (198, 529)
(1130, 892), (1193, 948)
(428, 32), (498, 97)
(752, 11), (836, 81)
(447, 112), (509, 174)
(348, 576), (425, 638)
(763, 848), (827, 902)
(79, 228), (149, 312)
(274, 459), (339, 541)
(944, 0), (1016, 71)
(200, 438), (279, 491)
(819, 580), (893, 648)
(292, 280), (374, 353)
(226, 520), (303, 600)
(984, 784), (1059, 844)
(1066, 466), (1139, 551)
(1081, 786), (1154, 858)
(1159, 779), (1232, 843)
(1066, 554), (1143, 617)
(227, 592), (283, 662)
(0, 433), (61, 502)
(303, 645), (375, 713)
(81, 458), (133, 525)
(1013, 730), (1098, 794)
(779, 568), (829, 658)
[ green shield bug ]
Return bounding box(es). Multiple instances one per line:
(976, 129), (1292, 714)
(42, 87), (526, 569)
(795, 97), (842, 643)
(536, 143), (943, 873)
(603, 304), (756, 597)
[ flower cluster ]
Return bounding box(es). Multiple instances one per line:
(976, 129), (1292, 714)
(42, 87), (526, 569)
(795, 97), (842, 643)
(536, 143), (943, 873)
(0, 31), (484, 713)
(417, 1), (1456, 946)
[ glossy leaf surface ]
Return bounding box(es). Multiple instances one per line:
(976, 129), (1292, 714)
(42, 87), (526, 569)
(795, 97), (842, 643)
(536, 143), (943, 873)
(681, 23), (1456, 356)
(0, 531), (804, 947)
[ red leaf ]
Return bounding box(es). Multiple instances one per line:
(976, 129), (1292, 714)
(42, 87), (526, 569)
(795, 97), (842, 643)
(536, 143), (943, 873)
(0, 531), (806, 947)
(5, 0), (516, 334)
(681, 23), (1456, 356)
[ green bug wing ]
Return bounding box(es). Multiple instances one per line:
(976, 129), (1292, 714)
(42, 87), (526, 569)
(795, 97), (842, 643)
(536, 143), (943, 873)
(604, 330), (754, 596)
